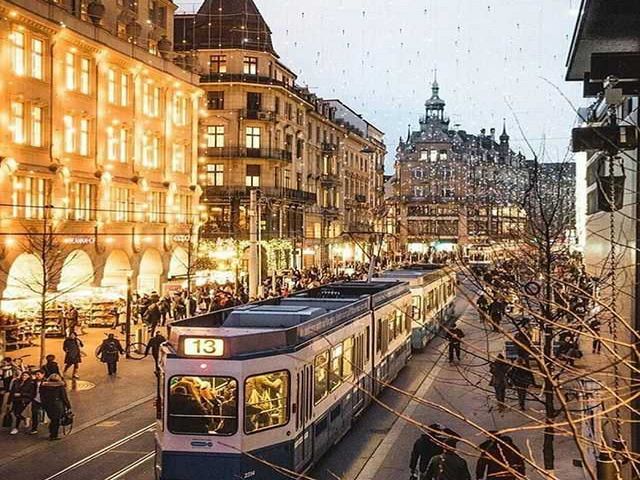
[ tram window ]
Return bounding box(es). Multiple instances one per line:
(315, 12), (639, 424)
(343, 337), (354, 379)
(168, 376), (238, 436)
(395, 311), (404, 335)
(244, 370), (289, 434)
(412, 296), (422, 323)
(314, 352), (329, 404)
(329, 344), (343, 392)
(366, 327), (370, 362)
(376, 318), (382, 352)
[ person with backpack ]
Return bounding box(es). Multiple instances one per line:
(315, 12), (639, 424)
(424, 434), (471, 480)
(96, 333), (125, 376)
(410, 424), (444, 479)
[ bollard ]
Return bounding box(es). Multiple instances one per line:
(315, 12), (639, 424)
(596, 452), (617, 480)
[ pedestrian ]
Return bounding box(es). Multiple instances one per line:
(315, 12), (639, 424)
(513, 327), (533, 367)
(8, 371), (35, 434)
(63, 331), (84, 379)
(589, 317), (602, 354)
(447, 323), (465, 364)
(66, 305), (79, 336)
(476, 293), (489, 316)
(489, 354), (509, 409)
(30, 370), (45, 434)
(40, 373), (71, 441)
(96, 333), (125, 376)
(41, 354), (61, 378)
(145, 331), (167, 371)
(144, 302), (161, 336)
(410, 424), (444, 479)
(488, 299), (504, 332)
(424, 433), (471, 480)
(508, 357), (538, 410)
(476, 433), (525, 479)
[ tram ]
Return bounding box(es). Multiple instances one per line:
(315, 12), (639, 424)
(377, 264), (457, 350)
(155, 281), (412, 480)
(466, 244), (493, 272)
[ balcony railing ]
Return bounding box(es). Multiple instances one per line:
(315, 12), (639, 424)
(322, 142), (337, 154)
(202, 186), (317, 205)
(205, 146), (292, 162)
(200, 73), (309, 100)
(319, 173), (341, 186)
(242, 109), (275, 121)
(355, 194), (367, 203)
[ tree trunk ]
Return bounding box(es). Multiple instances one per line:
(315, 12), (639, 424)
(542, 242), (555, 471)
(39, 295), (46, 367)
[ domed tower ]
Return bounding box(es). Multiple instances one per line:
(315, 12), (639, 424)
(425, 71), (446, 122)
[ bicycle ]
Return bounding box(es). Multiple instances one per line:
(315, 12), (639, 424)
(126, 342), (149, 360)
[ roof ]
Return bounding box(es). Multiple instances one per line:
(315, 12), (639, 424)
(174, 0), (277, 56)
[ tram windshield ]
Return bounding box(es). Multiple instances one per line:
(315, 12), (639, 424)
(168, 376), (238, 436)
(244, 370), (289, 434)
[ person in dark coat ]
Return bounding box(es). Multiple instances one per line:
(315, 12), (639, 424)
(447, 323), (465, 363)
(8, 371), (35, 434)
(144, 303), (162, 336)
(30, 370), (46, 434)
(490, 354), (510, 409)
(168, 385), (208, 434)
(42, 355), (61, 378)
(63, 332), (84, 379)
(488, 299), (505, 332)
(508, 358), (538, 410)
(425, 435), (471, 480)
(410, 424), (444, 479)
(40, 374), (71, 440)
(476, 434), (525, 479)
(96, 334), (125, 376)
(145, 331), (167, 371)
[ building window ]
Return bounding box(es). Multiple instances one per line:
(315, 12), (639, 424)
(63, 115), (75, 153)
(209, 55), (227, 74)
(245, 127), (261, 149)
(70, 182), (96, 221)
(207, 125), (225, 148)
(207, 164), (224, 186)
(244, 371), (289, 434)
(106, 126), (117, 161)
(172, 143), (186, 172)
(79, 118), (89, 156)
(11, 30), (25, 76)
(79, 57), (90, 94)
(143, 134), (160, 169)
(173, 94), (188, 126)
(143, 83), (160, 117)
(107, 68), (117, 103)
(11, 101), (25, 144)
(149, 191), (166, 223)
(207, 91), (224, 110)
(111, 187), (130, 222)
(31, 106), (43, 147)
(243, 56), (258, 75)
(65, 52), (75, 90)
(174, 194), (192, 223)
(31, 38), (43, 80)
(246, 164), (260, 187)
(119, 128), (128, 163)
(13, 176), (49, 219)
(430, 150), (438, 162)
(120, 73), (129, 106)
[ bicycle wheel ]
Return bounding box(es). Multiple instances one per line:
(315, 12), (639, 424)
(127, 342), (148, 360)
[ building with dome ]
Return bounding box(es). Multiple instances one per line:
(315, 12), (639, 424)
(392, 77), (528, 253)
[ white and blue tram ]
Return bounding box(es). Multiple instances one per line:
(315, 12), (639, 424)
(377, 265), (457, 350)
(156, 281), (413, 480)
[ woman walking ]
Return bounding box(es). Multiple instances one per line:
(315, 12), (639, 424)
(40, 374), (71, 440)
(8, 371), (35, 434)
(63, 332), (84, 379)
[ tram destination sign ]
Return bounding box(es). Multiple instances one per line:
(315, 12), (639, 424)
(181, 337), (225, 357)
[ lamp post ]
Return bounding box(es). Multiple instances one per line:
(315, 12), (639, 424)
(120, 270), (134, 359)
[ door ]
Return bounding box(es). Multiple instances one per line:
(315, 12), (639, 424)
(294, 364), (313, 471)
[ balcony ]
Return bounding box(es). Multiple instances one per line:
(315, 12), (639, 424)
(242, 109), (275, 121)
(355, 194), (367, 203)
(205, 146), (292, 162)
(319, 173), (341, 186)
(322, 143), (337, 154)
(320, 206), (340, 219)
(202, 186), (317, 205)
(200, 73), (310, 101)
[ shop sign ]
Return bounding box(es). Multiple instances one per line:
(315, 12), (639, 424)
(64, 236), (95, 245)
(173, 234), (191, 243)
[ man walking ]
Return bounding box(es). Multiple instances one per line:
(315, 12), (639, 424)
(476, 433), (525, 479)
(447, 323), (465, 364)
(508, 357), (538, 410)
(425, 435), (471, 480)
(30, 370), (45, 434)
(410, 424), (443, 479)
(489, 354), (509, 410)
(97, 334), (125, 376)
(145, 331), (167, 372)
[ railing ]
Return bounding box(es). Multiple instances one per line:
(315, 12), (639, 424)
(355, 194), (367, 203)
(204, 147), (292, 162)
(202, 186), (317, 204)
(242, 109), (275, 121)
(200, 73), (310, 101)
(321, 142), (337, 154)
(319, 173), (341, 185)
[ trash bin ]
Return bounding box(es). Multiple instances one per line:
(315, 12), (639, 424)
(596, 452), (617, 480)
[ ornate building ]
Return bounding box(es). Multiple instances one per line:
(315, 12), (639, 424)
(174, 0), (385, 271)
(393, 78), (527, 253)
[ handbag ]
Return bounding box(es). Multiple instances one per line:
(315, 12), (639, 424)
(2, 411), (13, 428)
(60, 409), (74, 427)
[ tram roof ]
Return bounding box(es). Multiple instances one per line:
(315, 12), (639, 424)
(167, 281), (409, 359)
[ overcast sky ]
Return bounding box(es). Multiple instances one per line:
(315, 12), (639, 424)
(177, 0), (586, 170)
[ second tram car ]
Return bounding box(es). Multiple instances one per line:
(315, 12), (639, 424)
(156, 281), (412, 480)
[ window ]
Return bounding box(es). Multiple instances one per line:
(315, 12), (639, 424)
(31, 38), (43, 80)
(107, 68), (116, 103)
(111, 187), (130, 222)
(209, 55), (227, 74)
(174, 194), (192, 223)
(343, 337), (354, 379)
(243, 56), (258, 75)
(119, 128), (128, 163)
(168, 376), (238, 436)
(244, 371), (289, 433)
(106, 127), (117, 160)
(430, 150), (438, 162)
(245, 127), (261, 149)
(149, 191), (166, 222)
(70, 182), (96, 221)
(65, 52), (75, 90)
(172, 143), (186, 172)
(79, 118), (89, 156)
(173, 94), (188, 126)
(207, 91), (224, 110)
(13, 176), (49, 219)
(79, 57), (90, 94)
(329, 344), (343, 392)
(11, 30), (25, 76)
(245, 164), (260, 187)
(207, 164), (224, 186)
(143, 83), (161, 116)
(120, 73), (129, 106)
(63, 115), (75, 153)
(207, 126), (225, 148)
(314, 352), (329, 404)
(142, 134), (160, 168)
(11, 101), (25, 144)
(31, 106), (43, 147)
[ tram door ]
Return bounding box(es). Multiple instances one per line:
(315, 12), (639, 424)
(294, 364), (314, 471)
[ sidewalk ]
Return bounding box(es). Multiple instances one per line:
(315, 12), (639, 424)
(356, 295), (590, 480)
(0, 327), (157, 466)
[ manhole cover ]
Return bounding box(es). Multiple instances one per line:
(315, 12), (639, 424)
(70, 380), (96, 391)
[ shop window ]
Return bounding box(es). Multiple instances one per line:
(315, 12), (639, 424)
(314, 352), (329, 404)
(329, 344), (343, 392)
(244, 371), (289, 433)
(168, 376), (237, 436)
(243, 56), (258, 75)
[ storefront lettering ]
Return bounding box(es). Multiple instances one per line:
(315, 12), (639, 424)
(64, 236), (95, 245)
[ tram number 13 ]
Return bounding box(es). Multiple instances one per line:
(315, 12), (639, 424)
(183, 337), (224, 357)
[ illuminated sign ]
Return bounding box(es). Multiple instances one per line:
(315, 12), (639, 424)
(182, 337), (224, 357)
